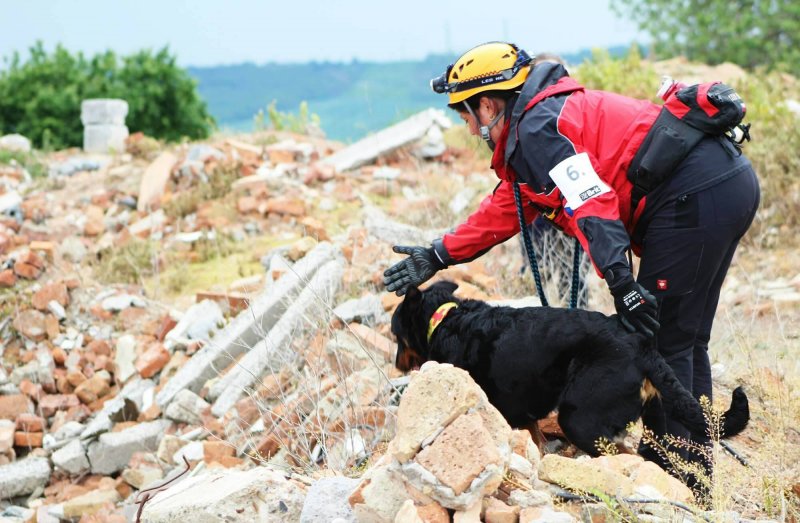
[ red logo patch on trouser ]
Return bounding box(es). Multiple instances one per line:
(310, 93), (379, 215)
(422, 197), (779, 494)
(657, 279), (668, 291)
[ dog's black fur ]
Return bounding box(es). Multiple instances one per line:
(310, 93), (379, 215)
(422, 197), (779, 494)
(391, 281), (749, 456)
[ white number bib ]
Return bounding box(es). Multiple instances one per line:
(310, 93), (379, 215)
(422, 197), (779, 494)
(548, 152), (611, 211)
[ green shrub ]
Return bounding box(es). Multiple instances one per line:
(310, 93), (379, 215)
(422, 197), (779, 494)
(254, 100), (320, 134)
(0, 42), (214, 149)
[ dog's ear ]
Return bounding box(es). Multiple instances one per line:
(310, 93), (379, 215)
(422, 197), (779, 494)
(405, 286), (422, 303)
(429, 280), (458, 295)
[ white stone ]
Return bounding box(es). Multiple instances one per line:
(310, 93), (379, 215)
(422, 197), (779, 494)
(141, 467), (306, 523)
(83, 124), (129, 153)
(47, 300), (67, 320)
(321, 109), (451, 172)
(299, 477), (358, 523)
(164, 389), (209, 425)
(0, 191), (23, 216)
(87, 419), (169, 474)
(0, 134), (31, 153)
(52, 439), (90, 475)
(101, 294), (145, 312)
(115, 335), (138, 383)
(81, 99), (129, 126)
(173, 441), (204, 464)
(0, 457), (51, 499)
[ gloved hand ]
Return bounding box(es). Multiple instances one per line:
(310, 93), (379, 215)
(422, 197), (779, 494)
(610, 278), (660, 338)
(383, 245), (445, 296)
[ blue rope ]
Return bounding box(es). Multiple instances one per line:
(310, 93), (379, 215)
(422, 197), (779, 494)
(570, 237), (581, 309)
(513, 182), (549, 307)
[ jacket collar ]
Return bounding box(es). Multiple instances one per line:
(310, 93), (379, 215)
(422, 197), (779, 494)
(502, 62), (582, 166)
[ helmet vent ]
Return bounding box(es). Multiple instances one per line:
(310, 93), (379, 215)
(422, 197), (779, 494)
(466, 59), (473, 66)
(502, 53), (511, 58)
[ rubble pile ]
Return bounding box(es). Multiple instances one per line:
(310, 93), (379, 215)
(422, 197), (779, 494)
(0, 105), (796, 523)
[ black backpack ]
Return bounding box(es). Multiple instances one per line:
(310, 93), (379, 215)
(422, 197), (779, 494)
(628, 81), (750, 214)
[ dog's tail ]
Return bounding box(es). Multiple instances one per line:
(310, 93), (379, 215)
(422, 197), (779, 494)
(645, 353), (749, 439)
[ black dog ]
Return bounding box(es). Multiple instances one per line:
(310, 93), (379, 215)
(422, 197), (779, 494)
(391, 281), (749, 455)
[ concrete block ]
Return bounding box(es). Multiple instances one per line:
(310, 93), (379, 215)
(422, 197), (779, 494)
(299, 477), (359, 523)
(0, 457), (51, 499)
(156, 242), (339, 409)
(164, 389), (210, 425)
(210, 257), (343, 417)
(87, 419), (170, 474)
(141, 466), (306, 523)
(52, 438), (90, 475)
(80, 99), (128, 126)
(83, 124), (129, 153)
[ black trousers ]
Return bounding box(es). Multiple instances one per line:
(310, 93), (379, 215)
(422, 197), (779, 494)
(633, 139), (760, 482)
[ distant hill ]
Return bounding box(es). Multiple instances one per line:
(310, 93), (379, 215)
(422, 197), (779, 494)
(188, 46), (631, 142)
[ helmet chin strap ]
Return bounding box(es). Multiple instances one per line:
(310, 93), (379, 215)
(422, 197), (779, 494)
(463, 102), (504, 151)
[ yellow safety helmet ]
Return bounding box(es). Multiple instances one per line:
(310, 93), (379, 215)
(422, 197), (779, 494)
(431, 42), (532, 104)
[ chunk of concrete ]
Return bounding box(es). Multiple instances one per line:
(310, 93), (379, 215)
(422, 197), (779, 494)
(83, 124), (129, 153)
(157, 242), (340, 409)
(87, 419), (170, 474)
(209, 258), (343, 416)
(81, 99), (129, 126)
(63, 488), (121, 519)
(299, 477), (359, 523)
(321, 109), (451, 172)
(0, 457), (51, 499)
(164, 389), (210, 425)
(141, 466), (306, 523)
(538, 454), (634, 497)
(52, 439), (90, 475)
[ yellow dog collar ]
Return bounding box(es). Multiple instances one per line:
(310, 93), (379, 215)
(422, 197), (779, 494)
(427, 302), (458, 342)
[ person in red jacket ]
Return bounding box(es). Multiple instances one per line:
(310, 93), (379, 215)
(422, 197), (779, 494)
(383, 42), (759, 492)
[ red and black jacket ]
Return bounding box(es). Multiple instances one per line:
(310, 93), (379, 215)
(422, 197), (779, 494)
(432, 62), (661, 282)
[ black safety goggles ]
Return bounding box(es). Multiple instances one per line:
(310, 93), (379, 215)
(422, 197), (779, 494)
(430, 45), (532, 95)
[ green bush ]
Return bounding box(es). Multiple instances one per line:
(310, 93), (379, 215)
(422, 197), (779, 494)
(612, 0), (800, 72)
(0, 42), (214, 149)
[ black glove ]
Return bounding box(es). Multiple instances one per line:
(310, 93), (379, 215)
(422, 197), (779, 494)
(609, 276), (660, 338)
(383, 245), (445, 296)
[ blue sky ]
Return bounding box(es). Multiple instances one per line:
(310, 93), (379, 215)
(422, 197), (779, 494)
(1, 0), (646, 67)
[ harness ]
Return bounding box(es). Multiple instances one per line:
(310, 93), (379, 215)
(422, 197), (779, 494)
(427, 302), (458, 342)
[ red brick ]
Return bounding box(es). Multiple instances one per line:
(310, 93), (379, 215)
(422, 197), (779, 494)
(135, 344), (170, 378)
(18, 380), (43, 401)
(155, 315), (178, 342)
(13, 251), (44, 279)
(86, 339), (111, 356)
(45, 314), (61, 340)
(38, 394), (80, 417)
(75, 375), (111, 405)
(31, 281), (69, 311)
(203, 441), (235, 464)
(14, 431), (43, 447)
(0, 394), (33, 420)
(12, 309), (47, 341)
(0, 269), (16, 287)
(28, 240), (56, 261)
(16, 413), (45, 432)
